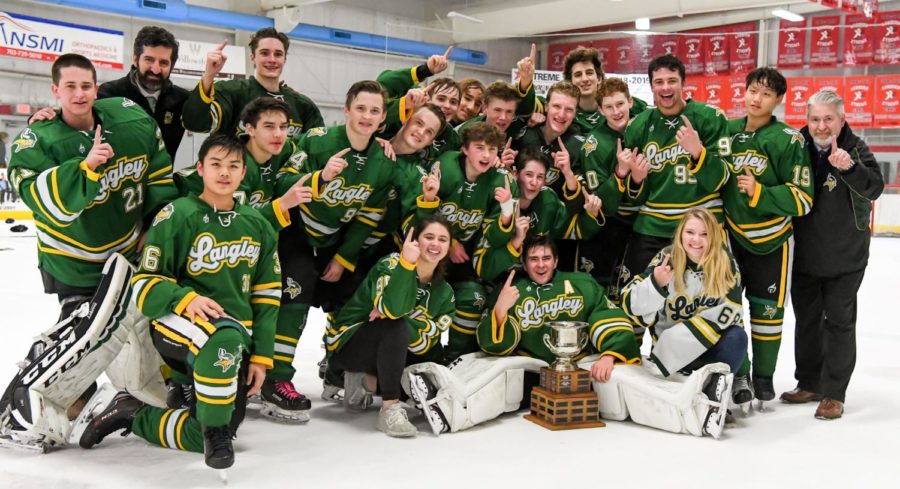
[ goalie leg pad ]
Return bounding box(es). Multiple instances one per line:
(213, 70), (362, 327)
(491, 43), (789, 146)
(7, 253), (134, 444)
(105, 302), (167, 408)
(578, 354), (730, 437)
(402, 353), (547, 433)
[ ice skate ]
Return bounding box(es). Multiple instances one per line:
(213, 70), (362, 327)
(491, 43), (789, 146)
(701, 373), (732, 440)
(259, 379), (311, 423)
(753, 376), (775, 412)
(407, 372), (449, 435)
(0, 408), (50, 453)
(732, 374), (753, 415)
(68, 382), (117, 445)
(203, 425), (234, 469)
(165, 380), (194, 409)
(78, 391), (143, 449)
(343, 371), (374, 413)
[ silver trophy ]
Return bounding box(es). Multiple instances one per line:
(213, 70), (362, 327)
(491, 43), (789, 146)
(542, 321), (589, 371)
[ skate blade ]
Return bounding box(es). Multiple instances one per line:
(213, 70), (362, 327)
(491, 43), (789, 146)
(67, 383), (117, 445)
(756, 400), (771, 412)
(246, 394), (263, 406)
(259, 404), (310, 424)
(216, 468), (229, 486)
(0, 435), (50, 453)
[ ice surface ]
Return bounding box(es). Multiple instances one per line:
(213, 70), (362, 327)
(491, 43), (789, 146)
(1, 230), (898, 488)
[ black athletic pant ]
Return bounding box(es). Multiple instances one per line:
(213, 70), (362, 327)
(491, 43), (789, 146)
(330, 318), (409, 401)
(790, 269), (866, 403)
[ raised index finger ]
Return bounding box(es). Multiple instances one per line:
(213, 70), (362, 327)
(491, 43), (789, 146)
(297, 172), (312, 186)
(529, 43), (536, 62)
(505, 137), (512, 151)
(557, 137), (568, 152)
(661, 254), (670, 268)
(94, 125), (102, 145)
(617, 138), (623, 153)
(505, 270), (516, 287)
(831, 138), (838, 153)
(215, 39), (229, 51)
(405, 227), (415, 244)
(680, 115), (693, 129)
(443, 46), (453, 59)
(334, 147), (352, 159)
(431, 161), (441, 177)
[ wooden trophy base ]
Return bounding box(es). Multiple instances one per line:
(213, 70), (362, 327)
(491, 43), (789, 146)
(525, 385), (606, 431)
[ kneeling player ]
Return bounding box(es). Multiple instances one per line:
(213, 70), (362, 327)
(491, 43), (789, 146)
(402, 236), (639, 435)
(324, 216), (454, 437)
(79, 135), (282, 469)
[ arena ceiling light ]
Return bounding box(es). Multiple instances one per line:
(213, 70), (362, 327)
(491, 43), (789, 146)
(447, 11), (484, 24)
(771, 8), (804, 23)
(635, 17), (650, 30)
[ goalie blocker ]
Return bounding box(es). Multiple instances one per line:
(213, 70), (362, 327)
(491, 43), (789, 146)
(0, 253), (165, 450)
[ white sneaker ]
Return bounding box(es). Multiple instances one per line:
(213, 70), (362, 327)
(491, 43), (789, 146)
(376, 403), (417, 438)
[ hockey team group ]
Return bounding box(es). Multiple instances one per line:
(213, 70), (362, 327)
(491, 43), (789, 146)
(0, 24), (884, 471)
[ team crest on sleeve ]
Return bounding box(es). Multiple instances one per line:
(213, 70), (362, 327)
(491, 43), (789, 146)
(214, 348), (237, 372)
(308, 127), (327, 137)
(283, 277), (301, 299)
(153, 203), (175, 226)
(122, 98), (136, 107)
(581, 135), (598, 157)
(12, 129), (37, 153)
(784, 128), (805, 146)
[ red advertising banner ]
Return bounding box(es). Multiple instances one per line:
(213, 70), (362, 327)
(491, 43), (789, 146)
(785, 77), (815, 127)
(678, 31), (706, 76)
(777, 19), (807, 68)
(845, 75), (874, 128)
(874, 11), (900, 65)
(653, 34), (679, 58)
(821, 0), (839, 7)
(705, 29), (730, 75)
(729, 22), (758, 74)
(809, 16), (840, 67)
(547, 42), (573, 71)
(704, 77), (728, 112)
(682, 78), (705, 102)
(873, 75), (900, 127)
(727, 75), (747, 119)
(814, 76), (845, 100)
(592, 39), (614, 73)
(615, 37), (637, 73)
(635, 36), (654, 72)
(844, 14), (875, 66)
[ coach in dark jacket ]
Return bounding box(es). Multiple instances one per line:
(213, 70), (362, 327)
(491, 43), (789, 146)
(98, 26), (188, 159)
(782, 90), (884, 420)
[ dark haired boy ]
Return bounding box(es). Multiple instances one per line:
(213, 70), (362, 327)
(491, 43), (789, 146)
(722, 67), (813, 409)
(184, 27), (323, 139)
(79, 134), (280, 470)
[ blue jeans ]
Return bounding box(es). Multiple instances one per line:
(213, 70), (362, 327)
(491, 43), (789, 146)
(684, 325), (748, 374)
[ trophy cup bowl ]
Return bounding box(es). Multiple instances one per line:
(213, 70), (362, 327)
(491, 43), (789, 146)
(542, 321), (589, 372)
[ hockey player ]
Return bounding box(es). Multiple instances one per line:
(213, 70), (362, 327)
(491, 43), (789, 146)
(474, 149), (604, 283)
(379, 77), (461, 158)
(510, 81), (585, 195)
(417, 122), (517, 360)
(577, 78), (649, 304)
(268, 80), (395, 420)
(79, 134), (280, 469)
(176, 97), (312, 233)
(722, 68), (813, 410)
(182, 28), (323, 139)
(454, 78), (485, 125)
(562, 46), (648, 132)
(619, 54), (730, 300)
(325, 216), (454, 437)
(402, 235), (639, 435)
(0, 54), (177, 451)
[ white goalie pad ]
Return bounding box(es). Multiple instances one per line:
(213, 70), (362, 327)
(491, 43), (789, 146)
(401, 353), (547, 433)
(105, 301), (167, 408)
(577, 355), (730, 437)
(10, 253), (135, 444)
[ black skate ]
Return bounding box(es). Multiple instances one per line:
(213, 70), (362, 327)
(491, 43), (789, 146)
(203, 425), (234, 469)
(753, 376), (775, 411)
(79, 391), (143, 449)
(165, 380), (194, 409)
(407, 372), (449, 436)
(259, 379), (310, 424)
(732, 374), (753, 415)
(701, 373), (732, 440)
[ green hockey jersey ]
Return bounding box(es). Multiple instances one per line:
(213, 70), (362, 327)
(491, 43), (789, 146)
(175, 141), (299, 231)
(182, 76), (323, 139)
(132, 195), (281, 367)
(511, 124), (585, 196)
(573, 95), (649, 133)
(455, 82), (539, 140)
(8, 97), (176, 288)
(580, 122), (640, 221)
(276, 125), (394, 271)
(723, 117), (814, 255)
(476, 271), (640, 365)
(416, 151), (517, 247)
(624, 100), (731, 238)
(325, 253), (455, 358)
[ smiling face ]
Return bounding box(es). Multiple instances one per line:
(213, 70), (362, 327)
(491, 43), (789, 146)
(651, 67), (685, 116)
(133, 44), (173, 92)
(745, 81), (782, 120)
(461, 139), (499, 176)
(246, 110), (289, 156)
(429, 85), (461, 121)
(344, 91), (386, 138)
(416, 221), (451, 265)
(545, 91), (577, 134)
(484, 98), (517, 132)
(198, 146), (246, 199)
(570, 60), (601, 98)
(399, 108), (442, 152)
(251, 37), (287, 81)
(517, 159), (547, 201)
(807, 103), (844, 147)
(600, 91), (633, 133)
(524, 244), (557, 285)
(51, 66), (97, 119)
(680, 216), (709, 263)
(457, 86), (484, 122)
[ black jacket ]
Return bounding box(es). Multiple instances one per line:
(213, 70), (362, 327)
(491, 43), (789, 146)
(794, 123), (884, 276)
(98, 67), (189, 159)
